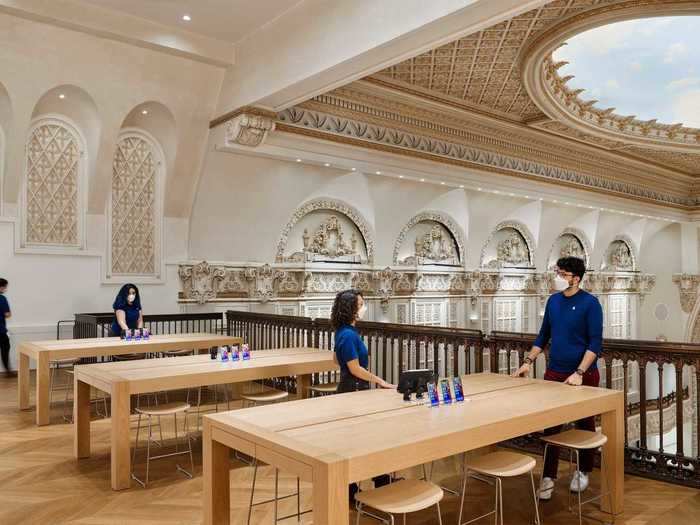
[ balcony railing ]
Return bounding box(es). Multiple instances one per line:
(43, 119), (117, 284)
(227, 310), (700, 489)
(73, 312), (226, 339)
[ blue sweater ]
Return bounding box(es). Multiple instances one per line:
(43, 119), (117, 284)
(334, 324), (368, 376)
(533, 289), (603, 374)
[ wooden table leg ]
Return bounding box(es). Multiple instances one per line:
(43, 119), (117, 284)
(18, 351), (30, 410)
(313, 459), (349, 525)
(601, 395), (625, 516)
(298, 373), (311, 400)
(111, 382), (131, 490)
(74, 377), (91, 458)
(204, 421), (230, 525)
(36, 353), (50, 426)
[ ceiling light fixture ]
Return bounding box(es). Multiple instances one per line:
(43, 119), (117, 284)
(182, 14), (191, 22)
(399, 175), (404, 179)
(459, 185), (464, 188)
(59, 94), (65, 99)
(376, 171), (382, 175)
(324, 163), (331, 167)
(420, 178), (425, 182)
(141, 110), (148, 115)
(440, 182), (445, 185)
(351, 168), (356, 171)
(295, 158), (302, 162)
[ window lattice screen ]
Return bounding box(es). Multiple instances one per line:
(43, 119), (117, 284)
(111, 135), (157, 275)
(25, 122), (80, 245)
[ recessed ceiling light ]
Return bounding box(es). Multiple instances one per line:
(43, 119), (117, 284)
(399, 175), (404, 179)
(376, 171), (382, 175)
(182, 14), (191, 22)
(440, 182), (445, 185)
(420, 178), (425, 182)
(351, 168), (356, 171)
(295, 158), (302, 162)
(141, 110), (148, 115)
(459, 185), (464, 188)
(58, 94), (65, 99)
(324, 163), (331, 167)
(477, 187), (482, 191)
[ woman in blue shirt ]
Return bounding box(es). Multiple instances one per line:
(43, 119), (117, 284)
(110, 284), (144, 337)
(332, 289), (395, 393)
(331, 289), (395, 503)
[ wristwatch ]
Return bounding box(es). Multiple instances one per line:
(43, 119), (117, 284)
(575, 368), (585, 376)
(524, 357), (533, 365)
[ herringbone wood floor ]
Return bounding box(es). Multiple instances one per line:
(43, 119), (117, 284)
(0, 372), (698, 524)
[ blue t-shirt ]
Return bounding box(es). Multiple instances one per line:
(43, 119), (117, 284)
(0, 294), (9, 334)
(111, 303), (141, 337)
(534, 289), (603, 374)
(334, 324), (368, 375)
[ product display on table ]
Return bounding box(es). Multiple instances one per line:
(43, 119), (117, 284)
(397, 369), (436, 401)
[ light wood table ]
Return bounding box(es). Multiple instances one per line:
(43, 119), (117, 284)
(73, 347), (339, 490)
(203, 373), (625, 525)
(18, 333), (241, 426)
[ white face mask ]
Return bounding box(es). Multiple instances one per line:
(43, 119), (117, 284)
(553, 275), (571, 292)
(127, 293), (136, 303)
(357, 304), (367, 320)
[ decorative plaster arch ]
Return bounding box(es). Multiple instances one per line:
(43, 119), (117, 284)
(602, 234), (638, 272)
(521, 1), (700, 151)
(392, 210), (466, 266)
(686, 298), (700, 343)
(548, 227), (592, 269)
(275, 198), (375, 264)
(480, 220), (536, 268)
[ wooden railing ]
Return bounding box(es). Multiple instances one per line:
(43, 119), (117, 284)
(227, 310), (700, 489)
(73, 312), (226, 339)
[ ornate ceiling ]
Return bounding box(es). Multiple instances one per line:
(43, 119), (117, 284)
(361, 0), (700, 181)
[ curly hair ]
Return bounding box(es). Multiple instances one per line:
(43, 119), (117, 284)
(331, 289), (362, 330)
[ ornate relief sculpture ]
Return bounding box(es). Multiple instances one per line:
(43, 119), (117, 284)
(287, 215), (363, 263)
(405, 225), (458, 265)
(496, 231), (529, 266)
(25, 121), (81, 246)
(224, 111), (275, 148)
(672, 274), (700, 314)
(607, 240), (634, 271)
(178, 261), (225, 304)
(559, 234), (585, 260)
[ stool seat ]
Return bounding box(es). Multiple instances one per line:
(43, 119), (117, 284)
(541, 429), (607, 449)
(466, 451), (536, 478)
(162, 349), (193, 356)
(308, 383), (338, 393)
(356, 479), (443, 514)
(136, 402), (190, 416)
(240, 390), (289, 403)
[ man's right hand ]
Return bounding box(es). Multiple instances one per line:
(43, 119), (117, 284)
(512, 362), (530, 378)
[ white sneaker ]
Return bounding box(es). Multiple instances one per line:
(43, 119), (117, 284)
(569, 470), (589, 493)
(538, 477), (554, 500)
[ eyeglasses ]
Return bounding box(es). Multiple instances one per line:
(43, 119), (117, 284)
(556, 270), (574, 278)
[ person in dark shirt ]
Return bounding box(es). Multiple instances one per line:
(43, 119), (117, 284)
(110, 284), (144, 337)
(513, 256), (603, 499)
(0, 278), (12, 376)
(331, 289), (396, 503)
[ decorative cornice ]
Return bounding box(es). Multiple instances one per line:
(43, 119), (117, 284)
(276, 99), (692, 208)
(210, 105), (277, 129)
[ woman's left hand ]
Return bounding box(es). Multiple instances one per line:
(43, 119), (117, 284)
(379, 380), (397, 389)
(564, 372), (583, 386)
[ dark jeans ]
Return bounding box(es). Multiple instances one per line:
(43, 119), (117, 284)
(337, 372), (391, 500)
(542, 368), (600, 478)
(0, 332), (10, 371)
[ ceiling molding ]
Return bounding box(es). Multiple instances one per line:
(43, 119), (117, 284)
(0, 0), (234, 67)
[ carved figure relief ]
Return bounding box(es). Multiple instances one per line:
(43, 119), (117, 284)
(300, 215), (359, 262)
(607, 240), (634, 271)
(403, 224), (458, 265)
(178, 261), (225, 304)
(559, 234), (585, 260)
(496, 231), (529, 266)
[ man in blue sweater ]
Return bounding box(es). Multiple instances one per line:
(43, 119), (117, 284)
(513, 256), (603, 499)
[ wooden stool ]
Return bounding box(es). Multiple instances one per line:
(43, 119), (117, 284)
(308, 382), (338, 396)
(540, 429), (613, 525)
(458, 451), (540, 525)
(240, 389), (289, 408)
(355, 479), (444, 525)
(131, 402), (193, 488)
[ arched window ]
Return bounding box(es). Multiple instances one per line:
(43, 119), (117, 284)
(24, 118), (85, 247)
(109, 131), (162, 276)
